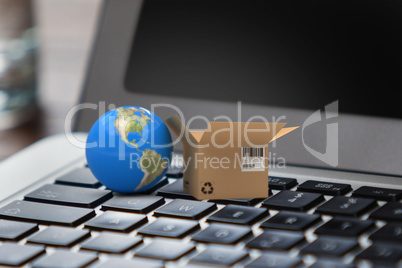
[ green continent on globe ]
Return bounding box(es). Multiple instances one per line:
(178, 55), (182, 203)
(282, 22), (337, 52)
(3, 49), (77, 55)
(135, 149), (167, 190)
(114, 107), (151, 149)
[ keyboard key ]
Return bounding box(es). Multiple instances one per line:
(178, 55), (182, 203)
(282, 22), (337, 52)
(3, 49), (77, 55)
(370, 223), (402, 243)
(24, 184), (113, 208)
(0, 243), (45, 266)
(353, 186), (402, 201)
(269, 177), (298, 190)
(28, 226), (90, 247)
(245, 252), (301, 268)
(138, 217), (199, 238)
(370, 202), (402, 222)
(55, 168), (102, 188)
(311, 260), (355, 268)
(355, 243), (402, 265)
(101, 194), (165, 214)
(261, 211), (321, 231)
(94, 258), (163, 268)
(135, 239), (195, 260)
(297, 180), (352, 196)
(262, 190), (324, 211)
(192, 223), (251, 244)
(85, 211), (147, 232)
(301, 237), (358, 256)
(207, 205), (268, 225)
(0, 200), (95, 226)
(154, 199), (217, 220)
(190, 245), (248, 266)
(211, 198), (265, 206)
(0, 220), (38, 240)
(246, 229), (305, 250)
(316, 197), (377, 217)
(156, 180), (195, 200)
(32, 250), (97, 268)
(315, 217), (374, 237)
(81, 233), (142, 253)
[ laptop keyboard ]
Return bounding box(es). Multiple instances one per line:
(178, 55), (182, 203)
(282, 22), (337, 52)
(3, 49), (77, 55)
(0, 163), (401, 268)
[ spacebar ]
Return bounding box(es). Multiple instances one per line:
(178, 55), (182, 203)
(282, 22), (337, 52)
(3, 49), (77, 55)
(0, 200), (95, 226)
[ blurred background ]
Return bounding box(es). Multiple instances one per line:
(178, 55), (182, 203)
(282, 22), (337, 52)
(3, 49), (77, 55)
(0, 0), (101, 160)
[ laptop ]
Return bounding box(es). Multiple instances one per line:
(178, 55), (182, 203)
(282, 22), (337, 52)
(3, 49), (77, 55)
(0, 0), (401, 267)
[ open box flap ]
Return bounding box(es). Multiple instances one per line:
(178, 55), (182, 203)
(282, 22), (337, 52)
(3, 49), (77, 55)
(200, 121), (287, 146)
(189, 131), (204, 143)
(269, 126), (299, 143)
(166, 115), (298, 146)
(165, 115), (199, 145)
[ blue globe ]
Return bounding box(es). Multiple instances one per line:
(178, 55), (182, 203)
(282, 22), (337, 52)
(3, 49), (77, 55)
(86, 106), (173, 193)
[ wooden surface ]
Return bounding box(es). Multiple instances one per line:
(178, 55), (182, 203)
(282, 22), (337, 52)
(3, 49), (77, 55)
(0, 0), (101, 160)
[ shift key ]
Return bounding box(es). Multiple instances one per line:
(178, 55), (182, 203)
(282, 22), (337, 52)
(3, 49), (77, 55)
(0, 200), (95, 226)
(297, 180), (352, 196)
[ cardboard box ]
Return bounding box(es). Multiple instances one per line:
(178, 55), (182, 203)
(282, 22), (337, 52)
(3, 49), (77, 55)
(166, 115), (298, 200)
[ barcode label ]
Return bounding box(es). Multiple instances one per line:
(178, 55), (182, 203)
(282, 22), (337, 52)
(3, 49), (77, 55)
(242, 147), (264, 157)
(241, 146), (265, 171)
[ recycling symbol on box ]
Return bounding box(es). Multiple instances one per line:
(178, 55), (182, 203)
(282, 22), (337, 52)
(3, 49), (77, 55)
(201, 182), (214, 194)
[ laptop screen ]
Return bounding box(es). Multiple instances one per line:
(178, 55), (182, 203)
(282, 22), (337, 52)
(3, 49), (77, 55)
(125, 0), (402, 119)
